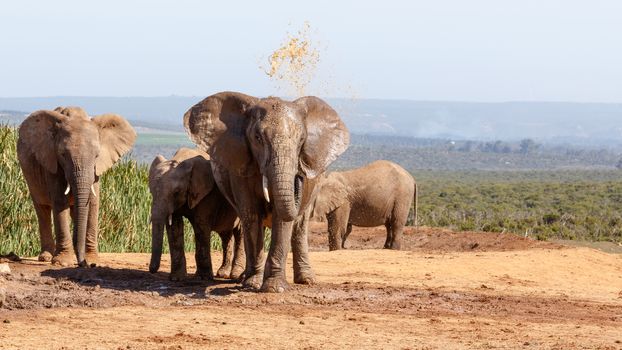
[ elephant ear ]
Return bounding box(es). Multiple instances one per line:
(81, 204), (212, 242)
(312, 173), (349, 218)
(18, 110), (66, 174)
(295, 96), (350, 179)
(186, 155), (215, 209)
(183, 91), (259, 177)
(148, 155), (167, 193)
(92, 114), (137, 176)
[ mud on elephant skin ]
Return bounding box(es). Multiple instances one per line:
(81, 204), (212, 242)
(17, 107), (136, 267)
(312, 160), (417, 251)
(184, 91), (349, 292)
(148, 148), (244, 282)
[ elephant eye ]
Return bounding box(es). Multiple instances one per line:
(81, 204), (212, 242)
(255, 131), (262, 143)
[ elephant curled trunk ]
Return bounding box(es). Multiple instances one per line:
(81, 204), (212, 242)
(269, 149), (301, 222)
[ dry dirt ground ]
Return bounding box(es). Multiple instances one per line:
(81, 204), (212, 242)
(1, 223), (621, 349)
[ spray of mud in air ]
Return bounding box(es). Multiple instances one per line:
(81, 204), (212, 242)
(261, 22), (360, 117)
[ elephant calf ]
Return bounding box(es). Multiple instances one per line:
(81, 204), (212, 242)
(148, 148), (244, 281)
(312, 160), (417, 251)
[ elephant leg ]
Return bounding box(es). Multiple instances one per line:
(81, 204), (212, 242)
(85, 182), (100, 267)
(383, 222), (393, 249)
(292, 209), (315, 285)
(229, 177), (265, 289)
(216, 230), (233, 278)
(261, 211), (294, 293)
(388, 213), (406, 250)
(33, 203), (54, 262)
(51, 204), (75, 267)
(193, 221), (214, 280)
(327, 206), (350, 251)
(167, 216), (187, 281)
(240, 213), (265, 289)
(389, 225), (403, 250)
(342, 223), (353, 249)
(230, 226), (245, 280)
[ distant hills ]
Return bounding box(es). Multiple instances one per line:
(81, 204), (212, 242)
(2, 96), (622, 147)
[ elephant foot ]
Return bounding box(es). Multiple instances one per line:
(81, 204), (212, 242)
(149, 262), (159, 274)
(85, 252), (99, 267)
(242, 272), (264, 290)
(385, 242), (401, 250)
(230, 265), (245, 280)
(51, 251), (76, 267)
(169, 270), (187, 282)
(215, 265), (232, 279)
(196, 269), (214, 281)
(38, 251), (53, 262)
(260, 276), (289, 293)
(294, 270), (316, 285)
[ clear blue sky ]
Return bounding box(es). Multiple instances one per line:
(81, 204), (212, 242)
(2, 0), (621, 102)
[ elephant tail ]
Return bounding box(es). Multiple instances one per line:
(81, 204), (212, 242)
(413, 182), (418, 228)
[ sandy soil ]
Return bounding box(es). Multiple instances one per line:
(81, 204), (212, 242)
(1, 225), (621, 349)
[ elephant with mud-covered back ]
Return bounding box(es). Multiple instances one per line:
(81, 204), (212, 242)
(312, 160), (417, 251)
(17, 107), (136, 267)
(184, 91), (349, 292)
(148, 147), (244, 281)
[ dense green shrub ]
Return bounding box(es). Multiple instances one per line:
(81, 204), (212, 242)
(412, 170), (622, 243)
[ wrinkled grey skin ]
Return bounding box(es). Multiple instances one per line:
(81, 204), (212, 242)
(17, 107), (136, 267)
(312, 160), (417, 251)
(184, 91), (349, 292)
(148, 148), (245, 281)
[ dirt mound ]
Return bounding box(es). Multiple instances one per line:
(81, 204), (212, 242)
(308, 222), (561, 252)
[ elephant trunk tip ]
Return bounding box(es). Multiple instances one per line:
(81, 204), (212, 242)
(149, 263), (160, 274)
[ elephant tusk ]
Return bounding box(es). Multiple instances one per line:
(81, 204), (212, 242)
(262, 175), (270, 203)
(90, 185), (97, 198)
(64, 184), (70, 195)
(168, 214), (172, 226)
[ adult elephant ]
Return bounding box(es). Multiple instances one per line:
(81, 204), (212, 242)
(17, 107), (136, 267)
(311, 160), (417, 251)
(184, 91), (349, 292)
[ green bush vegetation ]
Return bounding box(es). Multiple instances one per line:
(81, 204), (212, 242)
(413, 170), (622, 242)
(2, 125), (621, 258)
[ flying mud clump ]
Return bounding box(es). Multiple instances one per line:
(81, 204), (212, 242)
(263, 22), (320, 97)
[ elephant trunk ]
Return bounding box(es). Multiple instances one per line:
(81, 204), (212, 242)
(269, 147), (300, 222)
(149, 220), (165, 273)
(72, 168), (94, 267)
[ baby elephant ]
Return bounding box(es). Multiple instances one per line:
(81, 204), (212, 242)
(312, 160), (417, 251)
(149, 148), (244, 281)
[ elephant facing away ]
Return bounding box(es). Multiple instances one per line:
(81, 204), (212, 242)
(148, 148), (244, 281)
(184, 91), (349, 292)
(312, 160), (417, 251)
(17, 107), (136, 267)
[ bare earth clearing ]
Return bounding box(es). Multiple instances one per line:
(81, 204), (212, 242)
(1, 223), (621, 349)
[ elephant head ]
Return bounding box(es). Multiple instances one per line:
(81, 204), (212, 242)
(148, 149), (214, 273)
(311, 173), (349, 220)
(18, 107), (136, 266)
(183, 92), (349, 221)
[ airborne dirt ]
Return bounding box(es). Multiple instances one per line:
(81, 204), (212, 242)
(1, 224), (621, 349)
